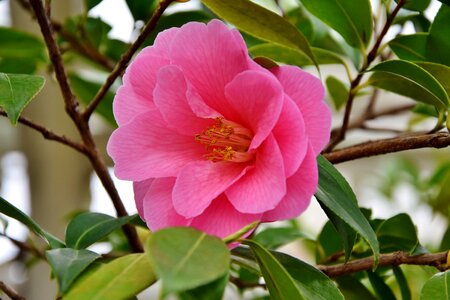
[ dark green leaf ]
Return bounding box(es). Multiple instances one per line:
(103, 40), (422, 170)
(389, 33), (428, 61)
(396, 0), (431, 11)
(46, 248), (100, 294)
(178, 274), (228, 300)
(437, 0), (450, 6)
(315, 156), (380, 267)
(336, 276), (377, 300)
(65, 212), (136, 249)
(0, 196), (64, 248)
(326, 75), (349, 110)
(367, 271), (396, 300)
(427, 5), (450, 66)
(0, 58), (37, 74)
(367, 60), (449, 109)
(420, 270), (450, 300)
(301, 0), (372, 50)
(65, 253), (156, 299)
(253, 227), (309, 249)
(376, 213), (418, 253)
(201, 0), (316, 67)
(393, 266), (412, 300)
(125, 0), (157, 22)
(316, 221), (344, 264)
(0, 73), (45, 124)
(103, 39), (129, 62)
(440, 225), (450, 252)
(145, 227), (230, 294)
(85, 17), (111, 50)
(244, 240), (305, 300)
(84, 0), (102, 11)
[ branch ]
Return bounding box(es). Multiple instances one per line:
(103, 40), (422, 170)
(324, 132), (450, 164)
(318, 251), (449, 278)
(0, 233), (46, 260)
(82, 0), (176, 120)
(0, 281), (26, 300)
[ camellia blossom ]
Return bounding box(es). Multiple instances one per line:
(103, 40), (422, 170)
(107, 20), (331, 239)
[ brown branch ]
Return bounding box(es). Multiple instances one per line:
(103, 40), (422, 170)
(0, 281), (26, 300)
(324, 132), (450, 164)
(318, 251), (449, 278)
(82, 0), (176, 120)
(0, 233), (46, 260)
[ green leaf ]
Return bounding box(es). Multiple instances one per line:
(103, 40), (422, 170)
(145, 227), (230, 294)
(84, 0), (102, 11)
(125, 0), (157, 22)
(336, 276), (377, 300)
(420, 270), (450, 300)
(0, 58), (37, 74)
(244, 239), (305, 300)
(64, 254), (156, 300)
(440, 225), (450, 252)
(437, 0), (450, 6)
(326, 75), (349, 110)
(389, 33), (428, 61)
(178, 274), (228, 300)
(427, 5), (450, 67)
(65, 212), (136, 249)
(0, 73), (45, 124)
(201, 0), (316, 67)
(0, 196), (64, 248)
(393, 266), (412, 300)
(0, 27), (47, 64)
(253, 227), (309, 249)
(46, 248), (100, 294)
(316, 221), (344, 263)
(84, 17), (112, 50)
(315, 156), (380, 267)
(367, 60), (449, 109)
(367, 271), (396, 300)
(301, 0), (372, 51)
(376, 213), (418, 253)
(416, 62), (450, 97)
(396, 0), (431, 11)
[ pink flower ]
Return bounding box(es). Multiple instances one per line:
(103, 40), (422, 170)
(107, 20), (331, 239)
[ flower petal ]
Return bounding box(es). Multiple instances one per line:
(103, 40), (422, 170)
(271, 66), (331, 154)
(262, 145), (318, 222)
(172, 161), (248, 218)
(113, 85), (156, 126)
(143, 178), (191, 231)
(133, 178), (154, 219)
(169, 20), (249, 119)
(226, 135), (286, 214)
(107, 110), (204, 180)
(272, 95), (308, 177)
(190, 194), (261, 239)
(225, 70), (284, 150)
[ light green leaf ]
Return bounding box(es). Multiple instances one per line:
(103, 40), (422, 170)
(64, 254), (156, 300)
(0, 73), (45, 124)
(315, 156), (380, 267)
(0, 27), (46, 63)
(0, 196), (64, 248)
(201, 0), (316, 66)
(376, 213), (418, 253)
(65, 212), (136, 249)
(368, 60), (449, 109)
(416, 62), (450, 97)
(389, 34), (428, 61)
(326, 75), (349, 110)
(301, 0), (372, 51)
(420, 271), (450, 300)
(145, 227), (230, 294)
(178, 274), (228, 300)
(46, 248), (100, 294)
(253, 227), (310, 250)
(244, 239), (305, 300)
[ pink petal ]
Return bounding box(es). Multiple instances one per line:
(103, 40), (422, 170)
(226, 135), (286, 214)
(272, 95), (308, 177)
(150, 27), (179, 57)
(224, 70), (284, 150)
(262, 145), (318, 222)
(169, 20), (249, 119)
(153, 65), (212, 136)
(172, 161), (248, 218)
(271, 66), (331, 154)
(113, 85), (156, 126)
(143, 178), (191, 231)
(133, 178), (154, 219)
(190, 194), (262, 239)
(107, 110), (204, 180)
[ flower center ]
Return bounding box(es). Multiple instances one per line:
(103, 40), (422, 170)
(195, 117), (254, 163)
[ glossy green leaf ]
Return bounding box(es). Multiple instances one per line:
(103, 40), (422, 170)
(0, 196), (64, 248)
(396, 0), (431, 11)
(315, 156), (380, 267)
(201, 0), (316, 66)
(178, 274), (228, 300)
(253, 227), (309, 249)
(376, 213), (418, 253)
(244, 239), (305, 300)
(65, 212), (136, 249)
(145, 227), (230, 294)
(368, 60), (449, 109)
(0, 73), (45, 124)
(420, 270), (450, 300)
(326, 75), (349, 110)
(316, 221), (344, 263)
(46, 248), (100, 294)
(427, 5), (450, 66)
(301, 0), (372, 50)
(389, 34), (427, 61)
(65, 254), (156, 300)
(0, 27), (46, 64)
(336, 276), (377, 300)
(416, 62), (450, 97)
(393, 266), (412, 300)
(367, 271), (396, 300)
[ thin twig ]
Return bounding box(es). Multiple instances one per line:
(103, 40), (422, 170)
(0, 233), (46, 260)
(324, 132), (450, 164)
(0, 281), (26, 300)
(82, 0), (176, 120)
(318, 251), (449, 278)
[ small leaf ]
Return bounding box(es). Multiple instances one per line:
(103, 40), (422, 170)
(253, 227), (309, 249)
(65, 212), (136, 249)
(367, 271), (396, 300)
(326, 75), (349, 110)
(416, 62), (450, 97)
(46, 248), (100, 294)
(393, 266), (412, 300)
(315, 156), (380, 267)
(84, 0), (102, 11)
(0, 73), (45, 124)
(145, 227), (230, 294)
(336, 276), (377, 300)
(201, 0), (316, 66)
(367, 60), (449, 109)
(125, 0), (157, 22)
(301, 0), (372, 51)
(389, 33), (428, 61)
(376, 213), (418, 253)
(244, 239), (305, 300)
(316, 221), (344, 264)
(64, 254), (156, 300)
(420, 270), (450, 300)
(0, 196), (64, 248)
